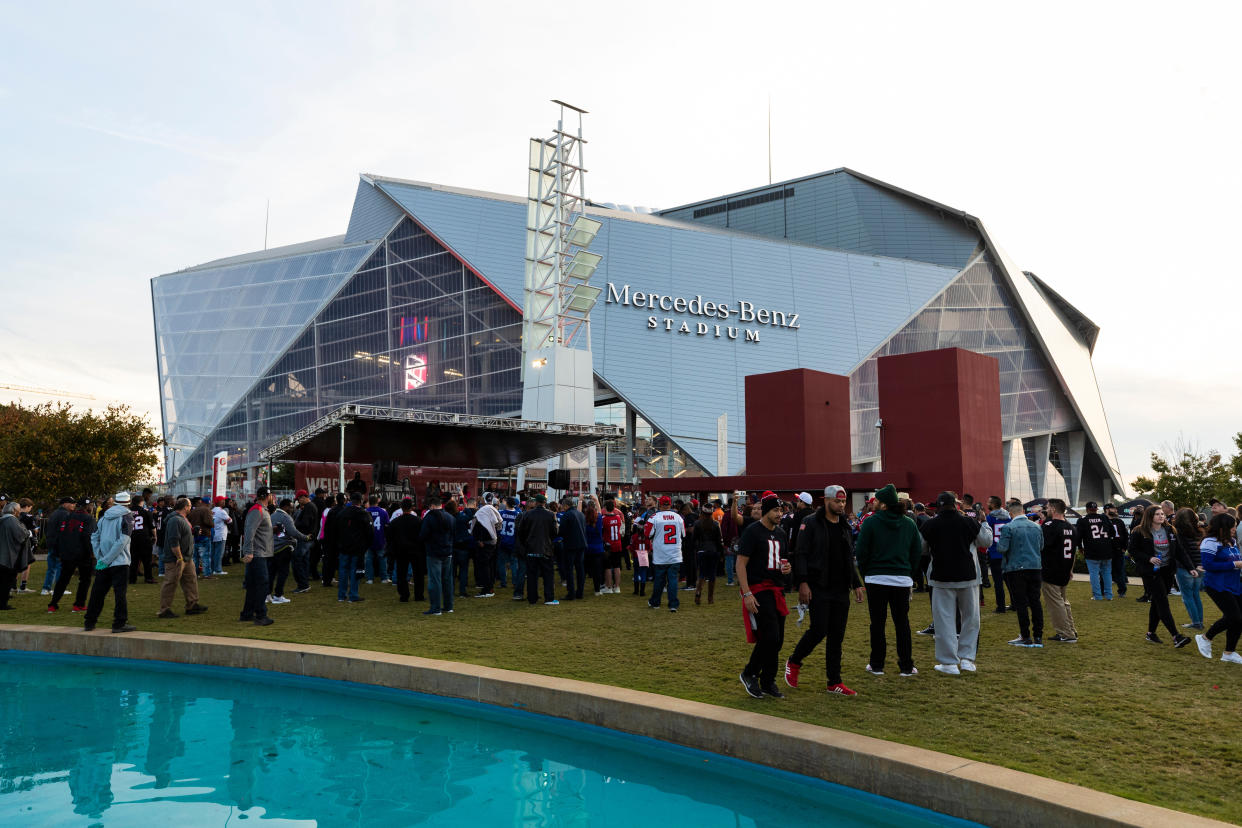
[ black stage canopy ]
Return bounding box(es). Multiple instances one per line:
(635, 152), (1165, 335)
(259, 404), (620, 469)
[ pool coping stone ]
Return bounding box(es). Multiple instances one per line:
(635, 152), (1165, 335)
(0, 624), (1225, 828)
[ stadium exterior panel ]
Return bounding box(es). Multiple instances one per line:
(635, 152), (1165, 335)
(151, 168), (1124, 505)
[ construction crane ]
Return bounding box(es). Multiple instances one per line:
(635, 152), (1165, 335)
(0, 383), (96, 400)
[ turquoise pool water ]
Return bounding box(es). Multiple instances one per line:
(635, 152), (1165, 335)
(0, 652), (977, 827)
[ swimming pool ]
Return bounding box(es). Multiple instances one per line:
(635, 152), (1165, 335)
(0, 652), (977, 827)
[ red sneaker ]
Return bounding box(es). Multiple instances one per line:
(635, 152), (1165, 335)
(827, 682), (857, 697)
(71, 605), (87, 613)
(46, 605), (57, 613)
(784, 659), (800, 689)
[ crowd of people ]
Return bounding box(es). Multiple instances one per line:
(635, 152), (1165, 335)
(2, 485), (1239, 699)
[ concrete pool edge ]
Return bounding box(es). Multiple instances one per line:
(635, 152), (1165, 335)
(0, 625), (1222, 828)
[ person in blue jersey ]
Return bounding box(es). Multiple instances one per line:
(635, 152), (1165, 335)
(497, 497), (522, 600)
(1195, 514), (1241, 663)
(983, 496), (1011, 613)
(364, 495), (390, 585)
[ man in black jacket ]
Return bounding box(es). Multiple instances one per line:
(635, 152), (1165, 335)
(335, 492), (373, 603)
(1105, 503), (1130, 598)
(387, 498), (424, 603)
(516, 494), (559, 605)
(419, 497), (456, 615)
(292, 490), (319, 594)
(785, 485), (864, 696)
(40, 497), (74, 595)
(47, 499), (96, 613)
(921, 492), (984, 676)
(558, 496), (588, 601)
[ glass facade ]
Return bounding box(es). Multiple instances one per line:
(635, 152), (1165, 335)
(153, 242), (374, 470)
(171, 218), (523, 481)
(848, 254), (1078, 464)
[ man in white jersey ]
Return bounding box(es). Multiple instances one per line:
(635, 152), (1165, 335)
(646, 495), (686, 612)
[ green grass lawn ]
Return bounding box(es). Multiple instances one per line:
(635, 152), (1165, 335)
(7, 562), (1240, 823)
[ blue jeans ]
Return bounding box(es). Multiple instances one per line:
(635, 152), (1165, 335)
(42, 548), (62, 591)
(724, 554), (736, 585)
(428, 555), (454, 613)
(337, 554), (360, 601)
(649, 563), (680, 609)
(365, 547), (386, 582)
(1086, 558), (1113, 599)
(194, 537), (211, 575)
(503, 547), (525, 597)
(1175, 568), (1204, 626)
(211, 540), (225, 574)
(496, 545), (513, 588)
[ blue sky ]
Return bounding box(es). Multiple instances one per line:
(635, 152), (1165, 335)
(2, 0), (1240, 485)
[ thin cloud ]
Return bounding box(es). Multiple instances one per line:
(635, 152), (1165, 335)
(62, 118), (238, 165)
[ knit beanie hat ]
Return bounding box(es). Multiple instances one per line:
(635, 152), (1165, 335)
(875, 484), (899, 510)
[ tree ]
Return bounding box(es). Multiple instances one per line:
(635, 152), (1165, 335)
(1132, 434), (1242, 508)
(0, 402), (163, 506)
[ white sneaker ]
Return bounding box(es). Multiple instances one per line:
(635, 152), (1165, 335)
(594, 590), (605, 596)
(934, 663), (961, 676)
(265, 595), (274, 603)
(40, 588), (51, 596)
(1222, 652), (1242, 665)
(1196, 634), (1213, 659)
(900, 667), (918, 677)
(367, 579), (374, 585)
(959, 659), (977, 673)
(864, 664), (884, 676)
(274, 596), (291, 605)
(382, 579), (392, 584)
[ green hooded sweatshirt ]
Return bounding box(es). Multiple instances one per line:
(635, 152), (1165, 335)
(855, 509), (922, 578)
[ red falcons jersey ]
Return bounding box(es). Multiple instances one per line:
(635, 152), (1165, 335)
(601, 510), (624, 553)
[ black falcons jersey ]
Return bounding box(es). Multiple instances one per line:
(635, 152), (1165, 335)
(1075, 513), (1114, 560)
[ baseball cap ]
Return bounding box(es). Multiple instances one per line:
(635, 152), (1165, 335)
(214, 496), (227, 505)
(59, 496), (75, 504)
(796, 492), (812, 505)
(1085, 501), (1098, 510)
(690, 498), (699, 508)
(823, 485), (847, 500)
(76, 497), (91, 507)
(295, 489), (309, 498)
(658, 495), (672, 507)
(935, 491), (957, 508)
(531, 493), (547, 504)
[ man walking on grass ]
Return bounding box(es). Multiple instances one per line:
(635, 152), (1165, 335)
(158, 497), (208, 620)
(737, 493), (793, 700)
(84, 492), (135, 633)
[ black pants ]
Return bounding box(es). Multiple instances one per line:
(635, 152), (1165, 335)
(129, 544), (154, 583)
(865, 583), (913, 674)
(1112, 551), (1128, 595)
(84, 565), (128, 629)
(681, 550), (697, 586)
(525, 556), (555, 604)
(269, 547), (292, 597)
(979, 549), (991, 587)
(1004, 569), (1044, 640)
(988, 559), (1007, 609)
(0, 565), (15, 608)
(563, 548), (585, 600)
(743, 590), (786, 686)
(1142, 569), (1178, 637)
(453, 548), (470, 596)
(789, 594), (850, 685)
(321, 548), (337, 587)
(474, 544), (495, 594)
(241, 558), (269, 620)
(51, 554), (93, 609)
(587, 552), (605, 593)
(309, 539), (322, 580)
(1205, 587), (1242, 652)
(393, 552), (424, 602)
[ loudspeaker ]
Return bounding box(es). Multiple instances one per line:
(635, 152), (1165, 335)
(547, 468), (571, 490)
(373, 460), (399, 485)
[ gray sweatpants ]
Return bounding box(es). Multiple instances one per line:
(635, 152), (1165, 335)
(931, 584), (981, 666)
